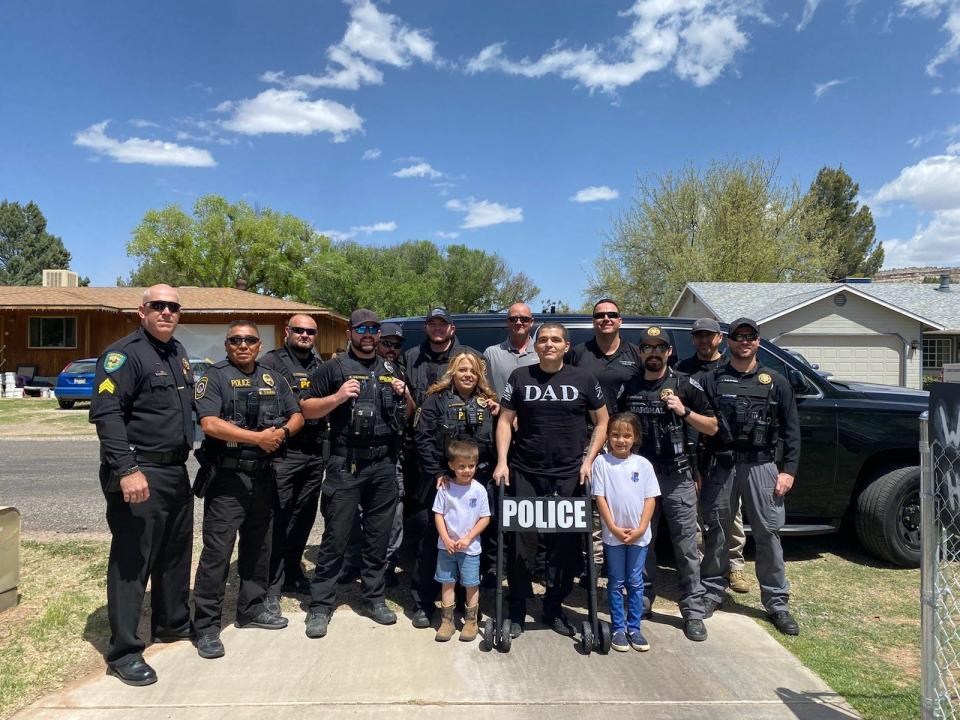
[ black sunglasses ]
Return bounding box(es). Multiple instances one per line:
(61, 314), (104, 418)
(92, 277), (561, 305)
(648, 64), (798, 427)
(379, 340), (402, 349)
(730, 332), (759, 342)
(145, 300), (182, 313)
(508, 315), (533, 324)
(593, 311), (620, 320)
(288, 326), (317, 336)
(227, 335), (261, 346)
(639, 343), (670, 353)
(353, 325), (380, 335)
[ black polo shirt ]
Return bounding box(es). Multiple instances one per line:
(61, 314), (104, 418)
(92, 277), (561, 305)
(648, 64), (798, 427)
(567, 336), (640, 415)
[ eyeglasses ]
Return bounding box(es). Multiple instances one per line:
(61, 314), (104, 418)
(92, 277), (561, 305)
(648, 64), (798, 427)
(730, 332), (759, 342)
(593, 311), (620, 320)
(379, 340), (402, 349)
(145, 300), (182, 314)
(288, 326), (317, 336)
(508, 316), (533, 324)
(353, 325), (380, 335)
(639, 344), (670, 354)
(227, 335), (260, 347)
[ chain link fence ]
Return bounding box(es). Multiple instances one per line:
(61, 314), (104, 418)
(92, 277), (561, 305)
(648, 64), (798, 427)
(922, 410), (960, 719)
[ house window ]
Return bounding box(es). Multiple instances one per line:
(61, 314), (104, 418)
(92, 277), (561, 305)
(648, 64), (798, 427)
(28, 317), (77, 349)
(923, 337), (954, 369)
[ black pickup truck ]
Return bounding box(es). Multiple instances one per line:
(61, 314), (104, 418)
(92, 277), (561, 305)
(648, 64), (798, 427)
(387, 313), (927, 567)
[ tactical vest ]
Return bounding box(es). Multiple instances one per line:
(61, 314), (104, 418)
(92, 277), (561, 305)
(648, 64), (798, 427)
(267, 346), (326, 449)
(209, 360), (284, 459)
(440, 391), (494, 461)
(332, 354), (403, 449)
(624, 376), (685, 462)
(713, 367), (779, 450)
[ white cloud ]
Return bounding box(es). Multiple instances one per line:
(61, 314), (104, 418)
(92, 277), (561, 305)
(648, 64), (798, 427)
(872, 155), (960, 211)
(882, 209), (960, 267)
(74, 121), (216, 167)
(362, 147), (381, 160)
(570, 185), (620, 202)
(393, 162), (442, 179)
(129, 118), (160, 128)
(465, 0), (764, 93)
(446, 197), (523, 229)
(797, 0), (823, 30)
(435, 231), (460, 239)
(260, 0), (434, 91)
(217, 89), (363, 141)
(813, 78), (849, 100)
(320, 220), (397, 241)
(899, 0), (960, 76)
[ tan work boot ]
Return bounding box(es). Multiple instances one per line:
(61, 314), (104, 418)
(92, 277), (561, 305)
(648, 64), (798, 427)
(435, 604), (456, 642)
(460, 604), (479, 642)
(728, 568), (751, 593)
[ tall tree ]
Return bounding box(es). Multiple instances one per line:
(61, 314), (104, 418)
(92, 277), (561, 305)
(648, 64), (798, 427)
(586, 158), (831, 314)
(805, 166), (883, 281)
(0, 200), (73, 285)
(127, 195), (316, 298)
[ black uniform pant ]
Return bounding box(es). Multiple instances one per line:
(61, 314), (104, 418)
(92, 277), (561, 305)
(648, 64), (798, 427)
(100, 462), (193, 668)
(309, 455), (398, 613)
(268, 449), (325, 595)
(506, 466), (581, 620)
(641, 464), (707, 619)
(192, 466), (273, 634)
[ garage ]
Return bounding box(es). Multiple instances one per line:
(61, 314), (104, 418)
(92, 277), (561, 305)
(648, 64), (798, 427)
(778, 334), (902, 386)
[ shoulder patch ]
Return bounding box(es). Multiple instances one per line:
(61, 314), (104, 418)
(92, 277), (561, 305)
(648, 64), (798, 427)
(103, 352), (127, 373)
(262, 373), (275, 388)
(98, 378), (116, 395)
(758, 372), (772, 385)
(688, 377), (704, 391)
(195, 376), (208, 400)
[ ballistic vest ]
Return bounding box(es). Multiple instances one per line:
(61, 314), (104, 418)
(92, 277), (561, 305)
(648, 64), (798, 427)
(207, 360), (285, 459)
(440, 391), (495, 461)
(262, 345), (325, 450)
(331, 354), (404, 449)
(713, 366), (779, 451)
(623, 375), (685, 462)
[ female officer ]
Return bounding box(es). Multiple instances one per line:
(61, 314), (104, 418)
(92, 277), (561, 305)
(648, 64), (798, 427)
(409, 352), (499, 628)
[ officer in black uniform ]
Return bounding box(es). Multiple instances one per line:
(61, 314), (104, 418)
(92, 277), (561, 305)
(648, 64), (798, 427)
(192, 320), (304, 659)
(301, 309), (411, 639)
(699, 318), (801, 636)
(619, 326), (718, 642)
(90, 284), (194, 686)
(568, 298), (640, 415)
(260, 314), (326, 607)
(410, 351), (498, 628)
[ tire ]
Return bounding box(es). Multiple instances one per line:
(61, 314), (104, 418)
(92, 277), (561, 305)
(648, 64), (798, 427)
(480, 617), (494, 651)
(499, 619), (512, 653)
(598, 620), (612, 655)
(855, 466), (921, 567)
(580, 620), (593, 655)
(57, 398), (75, 409)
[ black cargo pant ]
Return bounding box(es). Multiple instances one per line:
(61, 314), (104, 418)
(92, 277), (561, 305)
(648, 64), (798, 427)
(192, 464), (274, 634)
(309, 454), (398, 613)
(100, 462), (193, 668)
(506, 466), (581, 621)
(268, 448), (325, 595)
(641, 462), (706, 619)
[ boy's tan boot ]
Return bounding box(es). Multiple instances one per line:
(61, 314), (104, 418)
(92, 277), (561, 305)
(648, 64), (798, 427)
(435, 604), (456, 642)
(459, 604), (479, 642)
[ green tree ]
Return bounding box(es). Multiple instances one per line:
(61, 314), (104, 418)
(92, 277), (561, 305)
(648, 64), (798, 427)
(0, 200), (74, 285)
(805, 166), (883, 281)
(127, 195), (317, 298)
(586, 158), (831, 314)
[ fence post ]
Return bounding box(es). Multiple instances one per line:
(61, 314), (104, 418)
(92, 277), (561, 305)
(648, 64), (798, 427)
(920, 411), (937, 719)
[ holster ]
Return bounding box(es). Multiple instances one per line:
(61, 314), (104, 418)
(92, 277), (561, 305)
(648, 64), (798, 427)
(192, 447), (216, 499)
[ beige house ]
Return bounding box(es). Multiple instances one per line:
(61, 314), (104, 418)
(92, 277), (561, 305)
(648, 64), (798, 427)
(670, 281), (960, 389)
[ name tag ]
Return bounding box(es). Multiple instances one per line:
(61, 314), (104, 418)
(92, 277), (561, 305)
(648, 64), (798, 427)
(501, 497), (590, 533)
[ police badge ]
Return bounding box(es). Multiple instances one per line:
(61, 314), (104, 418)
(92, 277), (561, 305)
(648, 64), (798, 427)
(660, 388), (674, 400)
(648, 327), (661, 337)
(758, 373), (772, 385)
(262, 373), (275, 388)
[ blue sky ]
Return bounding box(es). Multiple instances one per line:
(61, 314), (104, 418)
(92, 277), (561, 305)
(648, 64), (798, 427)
(2, 0), (960, 309)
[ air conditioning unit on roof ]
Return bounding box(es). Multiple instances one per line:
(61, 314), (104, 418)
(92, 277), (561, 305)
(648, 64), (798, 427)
(42, 270), (78, 287)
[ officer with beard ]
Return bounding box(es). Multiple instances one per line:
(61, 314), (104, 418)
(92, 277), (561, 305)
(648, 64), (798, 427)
(619, 326), (717, 642)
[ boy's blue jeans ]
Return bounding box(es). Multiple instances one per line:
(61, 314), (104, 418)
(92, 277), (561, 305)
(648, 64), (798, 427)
(604, 542), (648, 633)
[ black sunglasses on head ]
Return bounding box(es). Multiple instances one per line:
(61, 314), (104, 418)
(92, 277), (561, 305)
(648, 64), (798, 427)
(288, 326), (317, 336)
(593, 311), (620, 320)
(227, 335), (260, 346)
(145, 300), (182, 313)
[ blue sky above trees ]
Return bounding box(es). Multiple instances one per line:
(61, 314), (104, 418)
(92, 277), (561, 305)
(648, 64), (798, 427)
(2, 0), (959, 307)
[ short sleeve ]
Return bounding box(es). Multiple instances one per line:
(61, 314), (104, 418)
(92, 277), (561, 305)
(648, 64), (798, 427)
(194, 366), (223, 419)
(303, 359), (338, 401)
(585, 372), (605, 412)
(642, 460), (661, 499)
(477, 485), (491, 518)
(591, 456), (607, 497)
(432, 485), (446, 514)
(500, 368), (521, 410)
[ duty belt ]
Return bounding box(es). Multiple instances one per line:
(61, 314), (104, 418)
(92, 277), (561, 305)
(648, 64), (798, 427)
(135, 448), (190, 465)
(330, 444), (395, 461)
(733, 449), (774, 464)
(217, 456), (271, 472)
(653, 457), (691, 476)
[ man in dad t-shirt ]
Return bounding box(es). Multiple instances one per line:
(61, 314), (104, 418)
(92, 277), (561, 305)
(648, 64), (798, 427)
(493, 322), (609, 639)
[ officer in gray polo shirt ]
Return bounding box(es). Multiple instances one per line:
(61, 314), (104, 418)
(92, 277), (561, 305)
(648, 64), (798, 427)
(483, 302), (539, 397)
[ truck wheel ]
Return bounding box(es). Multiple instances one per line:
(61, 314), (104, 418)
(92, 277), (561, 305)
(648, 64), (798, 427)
(855, 466), (921, 567)
(57, 398), (75, 409)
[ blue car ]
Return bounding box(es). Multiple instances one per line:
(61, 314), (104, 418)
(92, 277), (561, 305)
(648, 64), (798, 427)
(54, 358), (96, 409)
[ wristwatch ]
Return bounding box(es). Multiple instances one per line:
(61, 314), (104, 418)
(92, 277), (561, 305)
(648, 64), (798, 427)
(281, 426), (290, 440)
(681, 407), (692, 419)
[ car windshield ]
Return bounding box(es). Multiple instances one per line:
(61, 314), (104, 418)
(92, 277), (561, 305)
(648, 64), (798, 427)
(64, 361), (96, 374)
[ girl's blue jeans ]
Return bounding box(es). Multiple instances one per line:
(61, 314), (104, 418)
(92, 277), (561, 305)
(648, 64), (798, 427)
(604, 542), (647, 633)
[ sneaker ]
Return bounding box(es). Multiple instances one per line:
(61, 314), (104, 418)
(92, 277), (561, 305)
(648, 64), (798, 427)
(237, 610), (288, 630)
(411, 608), (433, 629)
(263, 595), (283, 619)
(196, 632), (225, 659)
(544, 611), (576, 637)
(728, 569), (751, 594)
(684, 619), (708, 642)
(365, 601), (397, 625)
(702, 598), (722, 619)
(611, 630), (630, 652)
(769, 610), (800, 636)
(305, 610), (330, 638)
(628, 629), (650, 652)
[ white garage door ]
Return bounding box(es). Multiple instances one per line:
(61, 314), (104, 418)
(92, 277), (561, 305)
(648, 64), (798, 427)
(175, 324), (277, 363)
(779, 334), (902, 386)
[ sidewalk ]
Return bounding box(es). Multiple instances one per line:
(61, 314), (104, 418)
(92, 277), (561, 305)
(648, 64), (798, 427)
(15, 604), (859, 720)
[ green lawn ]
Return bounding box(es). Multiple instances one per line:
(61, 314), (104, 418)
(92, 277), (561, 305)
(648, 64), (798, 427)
(0, 398), (95, 436)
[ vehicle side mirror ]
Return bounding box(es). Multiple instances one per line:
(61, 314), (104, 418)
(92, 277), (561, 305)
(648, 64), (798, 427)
(788, 368), (811, 394)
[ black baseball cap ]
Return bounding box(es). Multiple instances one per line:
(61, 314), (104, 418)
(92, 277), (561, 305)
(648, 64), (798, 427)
(350, 308), (380, 327)
(380, 322), (403, 338)
(639, 326), (672, 346)
(691, 318), (721, 334)
(729, 317), (760, 334)
(425, 307), (452, 323)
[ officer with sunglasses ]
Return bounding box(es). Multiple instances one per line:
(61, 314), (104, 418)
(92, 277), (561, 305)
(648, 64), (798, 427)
(90, 285), (196, 686)
(698, 318), (801, 637)
(259, 315), (327, 608)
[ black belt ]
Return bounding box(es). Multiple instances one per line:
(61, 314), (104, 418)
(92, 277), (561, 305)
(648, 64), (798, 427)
(217, 456), (270, 472)
(733, 450), (774, 464)
(653, 457), (691, 475)
(136, 449), (189, 465)
(330, 445), (394, 461)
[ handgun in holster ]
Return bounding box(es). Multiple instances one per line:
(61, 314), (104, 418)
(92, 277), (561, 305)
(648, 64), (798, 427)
(192, 446), (216, 499)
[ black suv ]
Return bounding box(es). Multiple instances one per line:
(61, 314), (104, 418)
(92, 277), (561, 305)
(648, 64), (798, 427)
(387, 312), (927, 567)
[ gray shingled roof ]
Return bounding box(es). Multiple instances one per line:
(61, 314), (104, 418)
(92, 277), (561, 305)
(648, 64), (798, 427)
(684, 282), (960, 331)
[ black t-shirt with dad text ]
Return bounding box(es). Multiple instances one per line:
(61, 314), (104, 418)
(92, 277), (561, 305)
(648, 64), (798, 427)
(500, 363), (605, 480)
